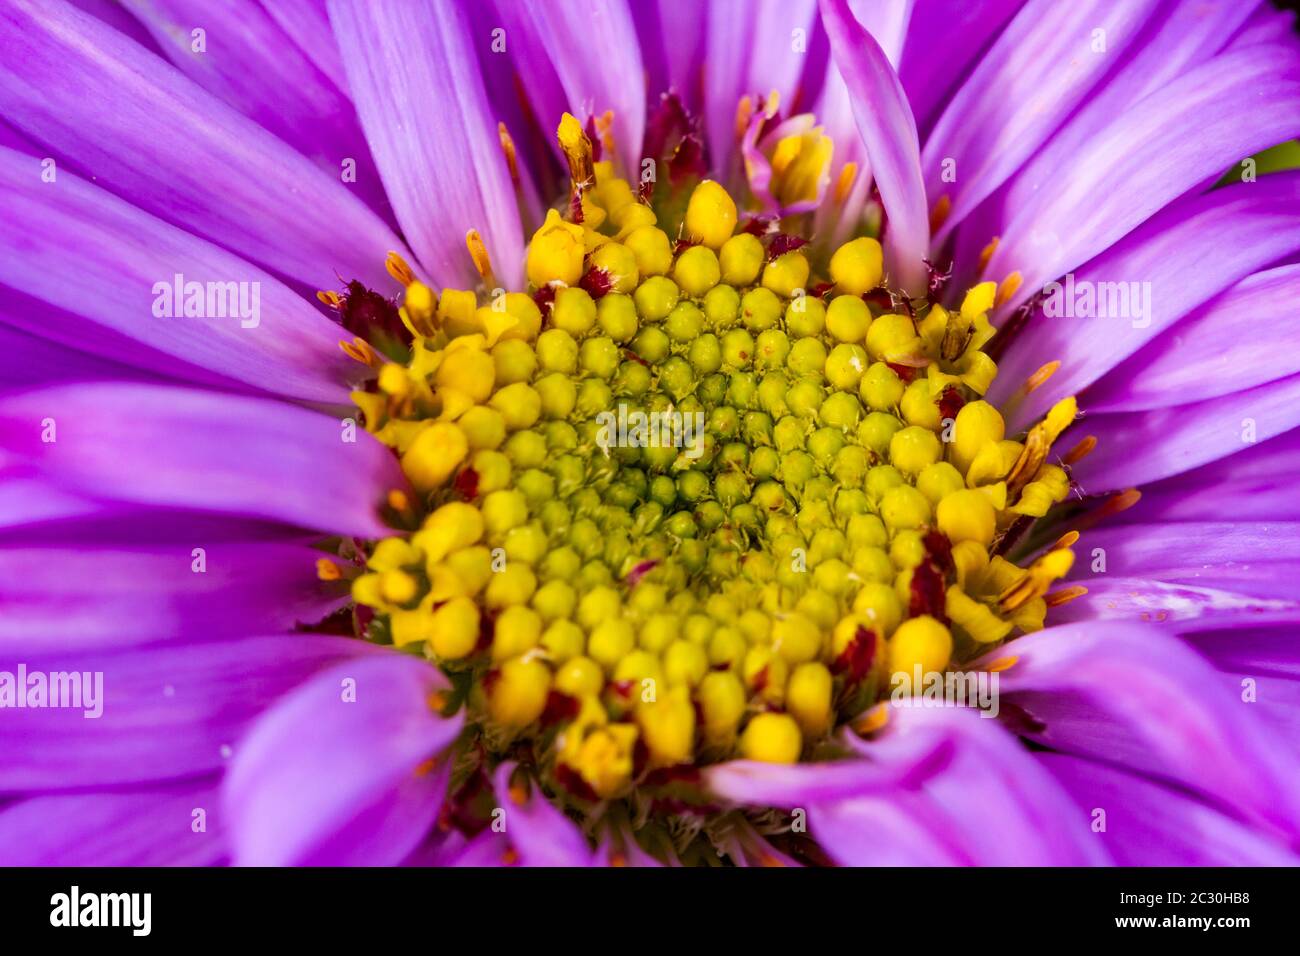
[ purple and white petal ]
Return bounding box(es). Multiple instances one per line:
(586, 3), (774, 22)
(329, 0), (524, 290)
(0, 634), (379, 792)
(0, 381), (406, 537)
(820, 0), (929, 293)
(0, 777), (227, 865)
(224, 654), (462, 866)
(0, 150), (364, 403)
(0, 0), (406, 291)
(979, 622), (1300, 840)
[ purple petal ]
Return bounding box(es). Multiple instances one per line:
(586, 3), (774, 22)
(522, 0), (646, 179)
(991, 172), (1300, 429)
(224, 653), (462, 866)
(820, 0), (929, 294)
(0, 634), (378, 791)
(1066, 521), (1300, 587)
(0, 540), (347, 652)
(978, 622), (1300, 840)
(985, 44), (1300, 307)
(0, 381), (406, 537)
(1074, 371), (1300, 490)
(328, 0), (524, 290)
(705, 0), (819, 182)
(633, 0), (707, 110)
(0, 778), (227, 865)
(897, 0), (1022, 131)
(1188, 627), (1300, 680)
(966, 0), (1254, 257)
(0, 150), (363, 403)
(491, 762), (596, 866)
(1124, 425), (1300, 522)
(124, 0), (392, 218)
(260, 0), (346, 91)
(0, 320), (144, 389)
(1037, 753), (1299, 866)
(709, 707), (1107, 865)
(1052, 577), (1300, 631)
(0, 0), (407, 291)
(923, 0), (1162, 243)
(1085, 265), (1300, 412)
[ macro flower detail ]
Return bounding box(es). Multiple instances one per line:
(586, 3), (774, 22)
(1, 0), (1299, 870)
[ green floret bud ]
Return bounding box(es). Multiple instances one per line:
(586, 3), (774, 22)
(665, 301), (705, 342)
(634, 275), (680, 320)
(597, 292), (639, 342)
(740, 287), (782, 332)
(631, 325), (670, 364)
(721, 328), (756, 369)
(689, 333), (723, 374)
(702, 284), (741, 329)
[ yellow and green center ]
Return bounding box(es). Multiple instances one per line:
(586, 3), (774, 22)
(335, 112), (1080, 811)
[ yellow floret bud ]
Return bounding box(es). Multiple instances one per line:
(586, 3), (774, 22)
(419, 502), (484, 562)
(488, 655), (551, 727)
(489, 382), (542, 430)
(719, 233), (765, 285)
(829, 237), (883, 295)
(637, 685), (696, 767)
(527, 208), (586, 287)
(936, 488), (998, 546)
(493, 605), (543, 661)
(951, 400), (1006, 476)
(684, 179), (738, 249)
(484, 563), (537, 608)
(761, 252), (810, 298)
(554, 655), (604, 697)
(740, 712), (802, 764)
(429, 596), (480, 659)
(786, 662), (834, 738)
(624, 224), (674, 276)
(673, 244), (721, 296)
(697, 671), (746, 747)
(826, 294), (871, 342)
(888, 615), (953, 680)
(889, 425), (942, 477)
(402, 421), (467, 491)
(589, 241), (640, 293)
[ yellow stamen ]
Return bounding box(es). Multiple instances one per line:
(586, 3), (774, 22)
(1046, 585), (1088, 607)
(498, 121), (520, 185)
(1062, 435), (1097, 466)
(734, 95), (754, 143)
(340, 337), (381, 367)
(995, 270), (1022, 306)
(385, 251), (416, 287)
(851, 702), (890, 736)
(1053, 530), (1081, 550)
(834, 161), (858, 204)
(929, 194), (951, 232)
(466, 230), (496, 288)
(978, 236), (1000, 273)
(316, 558), (341, 581)
(557, 111), (595, 192)
(984, 655), (1019, 673)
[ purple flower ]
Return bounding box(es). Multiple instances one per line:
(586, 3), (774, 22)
(1, 0), (1299, 867)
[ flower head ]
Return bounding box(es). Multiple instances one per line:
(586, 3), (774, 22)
(1, 0), (1299, 868)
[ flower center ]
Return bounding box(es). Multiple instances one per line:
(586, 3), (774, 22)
(339, 114), (1080, 807)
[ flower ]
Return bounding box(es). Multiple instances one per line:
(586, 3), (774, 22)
(1, 0), (1299, 867)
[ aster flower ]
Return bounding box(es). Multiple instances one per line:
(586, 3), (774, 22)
(1, 0), (1299, 868)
